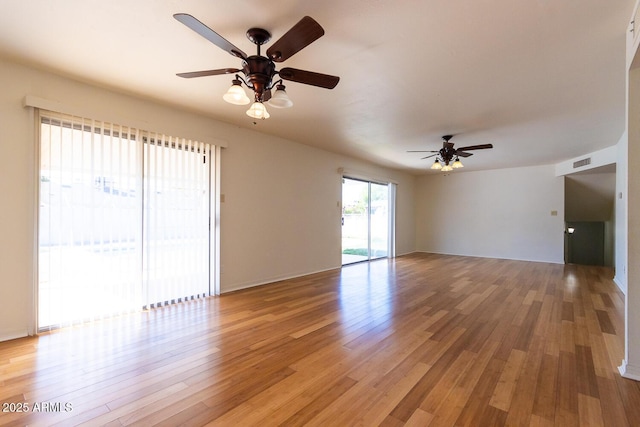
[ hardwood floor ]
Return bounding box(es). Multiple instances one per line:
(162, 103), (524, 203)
(2, 253), (640, 426)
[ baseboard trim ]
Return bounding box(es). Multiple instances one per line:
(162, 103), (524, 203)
(414, 250), (564, 265)
(619, 359), (640, 381)
(0, 329), (30, 343)
(613, 276), (627, 295)
(222, 265), (341, 294)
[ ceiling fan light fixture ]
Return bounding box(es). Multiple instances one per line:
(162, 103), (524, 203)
(268, 84), (293, 108)
(175, 14), (339, 118)
(246, 101), (270, 119)
(223, 79), (250, 105)
(410, 135), (493, 172)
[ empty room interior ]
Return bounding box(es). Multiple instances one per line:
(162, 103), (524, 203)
(3, 0), (640, 425)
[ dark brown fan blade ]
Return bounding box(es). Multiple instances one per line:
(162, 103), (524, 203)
(421, 153), (438, 160)
(456, 144), (493, 151)
(174, 14), (247, 59)
(177, 68), (241, 78)
(279, 67), (339, 89)
(267, 16), (324, 62)
(456, 151), (474, 158)
(444, 142), (455, 149)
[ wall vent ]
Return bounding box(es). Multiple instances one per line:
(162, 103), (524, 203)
(573, 158), (591, 168)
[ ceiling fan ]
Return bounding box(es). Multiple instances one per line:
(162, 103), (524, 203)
(407, 135), (494, 171)
(173, 13), (340, 119)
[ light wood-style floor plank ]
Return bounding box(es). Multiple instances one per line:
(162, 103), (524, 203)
(0, 253), (639, 426)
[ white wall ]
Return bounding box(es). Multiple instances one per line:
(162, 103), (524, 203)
(616, 131), (629, 293)
(564, 173), (616, 222)
(0, 62), (36, 340)
(555, 145), (617, 176)
(415, 165), (564, 263)
(622, 58), (640, 380)
(220, 128), (416, 292)
(0, 59), (416, 341)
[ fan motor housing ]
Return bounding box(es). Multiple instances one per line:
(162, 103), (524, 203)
(242, 56), (276, 101)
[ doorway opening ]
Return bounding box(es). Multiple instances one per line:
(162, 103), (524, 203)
(563, 164), (616, 267)
(341, 177), (394, 265)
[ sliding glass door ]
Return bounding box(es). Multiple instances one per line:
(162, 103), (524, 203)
(341, 177), (392, 265)
(38, 111), (213, 330)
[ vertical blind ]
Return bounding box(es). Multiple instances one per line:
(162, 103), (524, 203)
(38, 111), (212, 330)
(143, 135), (210, 308)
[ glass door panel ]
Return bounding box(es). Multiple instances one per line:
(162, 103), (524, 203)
(370, 182), (389, 260)
(38, 115), (143, 329)
(342, 178), (369, 264)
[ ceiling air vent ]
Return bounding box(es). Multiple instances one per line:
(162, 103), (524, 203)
(573, 158), (591, 168)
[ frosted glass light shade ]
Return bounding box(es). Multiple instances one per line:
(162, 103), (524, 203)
(223, 84), (250, 105)
(441, 164), (453, 172)
(246, 102), (270, 119)
(268, 86), (293, 108)
(430, 160), (442, 170)
(452, 158), (464, 168)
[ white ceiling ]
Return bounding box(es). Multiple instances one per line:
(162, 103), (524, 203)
(0, 0), (634, 174)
